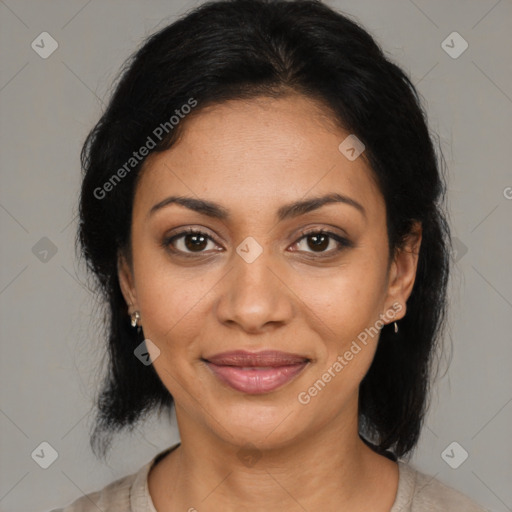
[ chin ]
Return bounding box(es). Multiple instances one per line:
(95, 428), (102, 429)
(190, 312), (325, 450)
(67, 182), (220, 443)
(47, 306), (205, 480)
(211, 400), (308, 449)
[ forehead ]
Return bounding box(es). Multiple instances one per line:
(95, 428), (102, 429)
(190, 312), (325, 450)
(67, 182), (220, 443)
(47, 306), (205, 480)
(134, 95), (385, 223)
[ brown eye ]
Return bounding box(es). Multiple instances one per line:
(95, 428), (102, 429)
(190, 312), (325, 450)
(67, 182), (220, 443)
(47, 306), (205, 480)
(293, 230), (352, 256)
(164, 229), (219, 255)
(305, 232), (330, 252)
(183, 232), (208, 252)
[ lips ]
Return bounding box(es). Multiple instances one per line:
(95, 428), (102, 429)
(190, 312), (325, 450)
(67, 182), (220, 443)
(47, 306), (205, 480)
(205, 350), (309, 367)
(203, 350), (310, 394)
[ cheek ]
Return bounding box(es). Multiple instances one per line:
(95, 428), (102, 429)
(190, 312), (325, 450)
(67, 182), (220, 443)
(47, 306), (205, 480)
(297, 261), (386, 337)
(292, 258), (387, 380)
(132, 250), (215, 351)
(133, 264), (212, 397)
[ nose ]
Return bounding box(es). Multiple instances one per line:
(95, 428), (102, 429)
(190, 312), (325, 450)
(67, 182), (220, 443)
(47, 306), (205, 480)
(215, 244), (294, 334)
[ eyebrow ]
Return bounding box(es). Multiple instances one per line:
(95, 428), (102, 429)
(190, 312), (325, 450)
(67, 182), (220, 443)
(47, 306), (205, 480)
(147, 192), (366, 222)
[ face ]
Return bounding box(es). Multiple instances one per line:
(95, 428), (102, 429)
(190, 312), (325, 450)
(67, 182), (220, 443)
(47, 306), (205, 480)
(118, 94), (421, 450)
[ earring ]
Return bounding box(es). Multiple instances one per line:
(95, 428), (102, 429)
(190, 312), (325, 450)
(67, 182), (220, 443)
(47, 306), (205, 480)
(130, 311), (141, 328)
(394, 321), (398, 334)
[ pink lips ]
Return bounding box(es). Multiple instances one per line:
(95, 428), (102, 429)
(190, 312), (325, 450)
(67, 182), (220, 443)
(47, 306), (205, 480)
(203, 350), (310, 394)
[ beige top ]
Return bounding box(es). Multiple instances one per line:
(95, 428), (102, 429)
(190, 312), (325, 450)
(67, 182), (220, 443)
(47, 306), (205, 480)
(50, 443), (487, 512)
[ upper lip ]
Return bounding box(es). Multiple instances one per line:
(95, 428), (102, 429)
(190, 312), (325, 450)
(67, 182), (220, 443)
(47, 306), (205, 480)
(203, 350), (310, 367)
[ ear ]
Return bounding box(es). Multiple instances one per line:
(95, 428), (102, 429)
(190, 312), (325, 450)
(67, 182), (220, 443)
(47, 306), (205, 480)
(383, 221), (422, 320)
(117, 250), (138, 311)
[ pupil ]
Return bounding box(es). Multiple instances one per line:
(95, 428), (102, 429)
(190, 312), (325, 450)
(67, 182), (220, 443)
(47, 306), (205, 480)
(185, 234), (207, 251)
(182, 233), (329, 253)
(308, 234), (328, 251)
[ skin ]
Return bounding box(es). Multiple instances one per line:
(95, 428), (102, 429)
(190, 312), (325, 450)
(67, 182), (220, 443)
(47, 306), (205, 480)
(118, 93), (422, 512)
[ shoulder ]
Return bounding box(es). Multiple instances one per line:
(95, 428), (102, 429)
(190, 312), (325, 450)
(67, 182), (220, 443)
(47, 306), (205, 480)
(392, 461), (488, 512)
(48, 468), (140, 512)
(49, 444), (179, 512)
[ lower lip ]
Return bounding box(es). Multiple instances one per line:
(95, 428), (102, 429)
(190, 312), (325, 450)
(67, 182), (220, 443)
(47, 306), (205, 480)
(204, 361), (309, 394)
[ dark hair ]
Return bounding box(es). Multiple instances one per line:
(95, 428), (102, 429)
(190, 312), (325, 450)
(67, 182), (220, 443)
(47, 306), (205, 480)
(77, 0), (451, 461)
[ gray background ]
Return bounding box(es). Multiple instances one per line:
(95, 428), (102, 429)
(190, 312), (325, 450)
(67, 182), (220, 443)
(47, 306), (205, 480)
(0, 0), (511, 511)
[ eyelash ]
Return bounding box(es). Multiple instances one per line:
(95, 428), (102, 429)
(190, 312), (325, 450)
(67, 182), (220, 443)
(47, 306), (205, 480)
(162, 227), (353, 258)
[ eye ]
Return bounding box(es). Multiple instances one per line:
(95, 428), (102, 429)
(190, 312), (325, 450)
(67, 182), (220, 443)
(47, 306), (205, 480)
(163, 228), (221, 255)
(291, 229), (352, 256)
(162, 227), (353, 258)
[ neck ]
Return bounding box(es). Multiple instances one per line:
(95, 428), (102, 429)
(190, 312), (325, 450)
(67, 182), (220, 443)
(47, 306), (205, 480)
(148, 403), (399, 511)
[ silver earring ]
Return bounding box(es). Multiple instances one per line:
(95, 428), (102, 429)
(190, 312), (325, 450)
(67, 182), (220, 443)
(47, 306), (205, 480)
(394, 321), (398, 334)
(130, 311), (141, 328)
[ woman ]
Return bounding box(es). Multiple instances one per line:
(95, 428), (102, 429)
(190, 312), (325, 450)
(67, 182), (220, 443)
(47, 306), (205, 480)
(54, 0), (487, 510)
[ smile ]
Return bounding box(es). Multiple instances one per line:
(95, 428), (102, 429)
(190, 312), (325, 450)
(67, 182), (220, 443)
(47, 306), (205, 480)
(202, 350), (310, 394)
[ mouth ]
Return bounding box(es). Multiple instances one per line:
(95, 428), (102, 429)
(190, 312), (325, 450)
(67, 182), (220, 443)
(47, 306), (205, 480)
(202, 350), (311, 394)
